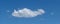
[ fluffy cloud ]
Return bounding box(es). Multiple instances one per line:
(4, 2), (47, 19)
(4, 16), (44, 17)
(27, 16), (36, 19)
(12, 8), (45, 18)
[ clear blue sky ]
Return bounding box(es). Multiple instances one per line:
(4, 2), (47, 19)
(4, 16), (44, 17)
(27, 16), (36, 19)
(0, 0), (60, 24)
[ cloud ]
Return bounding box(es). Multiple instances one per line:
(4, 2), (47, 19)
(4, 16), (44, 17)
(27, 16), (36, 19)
(12, 8), (45, 18)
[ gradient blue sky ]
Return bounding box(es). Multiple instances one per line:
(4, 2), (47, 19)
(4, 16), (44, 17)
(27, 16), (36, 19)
(0, 0), (60, 24)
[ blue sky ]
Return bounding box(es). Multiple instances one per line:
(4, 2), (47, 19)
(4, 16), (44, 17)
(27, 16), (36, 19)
(0, 0), (60, 24)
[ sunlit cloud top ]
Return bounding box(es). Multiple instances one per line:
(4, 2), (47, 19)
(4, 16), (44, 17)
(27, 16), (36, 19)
(12, 8), (45, 18)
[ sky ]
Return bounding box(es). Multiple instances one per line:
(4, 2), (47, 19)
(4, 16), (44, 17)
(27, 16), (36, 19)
(0, 0), (60, 24)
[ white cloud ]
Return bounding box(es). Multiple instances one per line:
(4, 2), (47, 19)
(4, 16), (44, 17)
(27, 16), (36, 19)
(12, 8), (45, 18)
